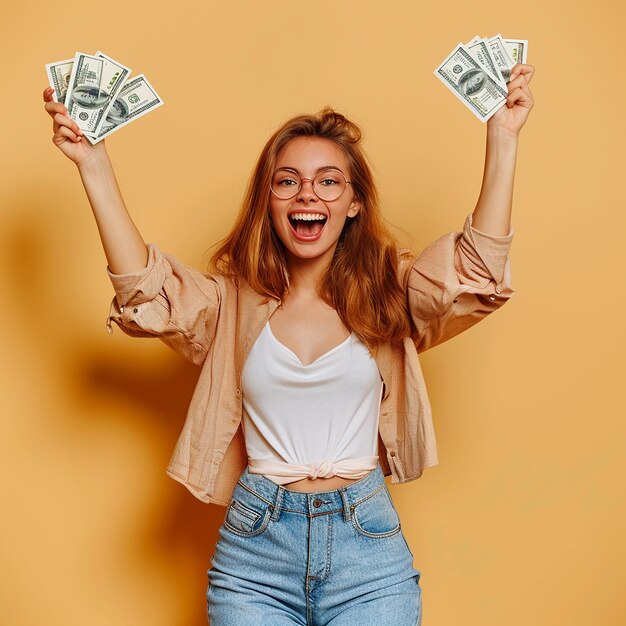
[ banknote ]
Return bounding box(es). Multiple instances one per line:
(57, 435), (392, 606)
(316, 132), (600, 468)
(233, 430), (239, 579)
(434, 35), (529, 121)
(466, 36), (507, 89)
(502, 38), (528, 65)
(85, 74), (164, 145)
(45, 58), (75, 104)
(45, 51), (163, 142)
(63, 52), (131, 137)
(433, 43), (509, 122)
(486, 34), (516, 84)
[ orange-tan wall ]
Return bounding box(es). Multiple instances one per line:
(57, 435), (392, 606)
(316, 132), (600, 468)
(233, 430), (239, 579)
(2, 1), (624, 624)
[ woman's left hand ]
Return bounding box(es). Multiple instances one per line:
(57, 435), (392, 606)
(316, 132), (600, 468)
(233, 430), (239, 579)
(487, 63), (535, 137)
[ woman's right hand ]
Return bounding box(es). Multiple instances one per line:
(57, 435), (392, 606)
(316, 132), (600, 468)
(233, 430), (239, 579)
(43, 86), (108, 167)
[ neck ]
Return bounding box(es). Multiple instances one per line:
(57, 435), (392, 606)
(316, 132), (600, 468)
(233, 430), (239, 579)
(284, 245), (336, 299)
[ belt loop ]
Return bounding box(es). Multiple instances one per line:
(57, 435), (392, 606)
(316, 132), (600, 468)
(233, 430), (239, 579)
(339, 487), (351, 523)
(271, 485), (285, 521)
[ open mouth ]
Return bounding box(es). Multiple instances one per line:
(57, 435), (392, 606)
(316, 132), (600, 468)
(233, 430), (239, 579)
(288, 212), (328, 241)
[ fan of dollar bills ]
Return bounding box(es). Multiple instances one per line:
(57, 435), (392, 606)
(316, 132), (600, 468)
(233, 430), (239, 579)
(45, 51), (164, 144)
(434, 35), (528, 122)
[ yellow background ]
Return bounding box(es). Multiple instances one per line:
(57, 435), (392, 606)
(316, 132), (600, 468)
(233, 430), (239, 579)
(2, 1), (624, 624)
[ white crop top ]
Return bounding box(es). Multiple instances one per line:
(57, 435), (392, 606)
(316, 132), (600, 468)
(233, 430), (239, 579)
(241, 321), (384, 485)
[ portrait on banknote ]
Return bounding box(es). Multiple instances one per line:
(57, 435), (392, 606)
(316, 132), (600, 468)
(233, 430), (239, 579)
(459, 69), (486, 96)
(69, 86), (110, 109)
(107, 98), (130, 124)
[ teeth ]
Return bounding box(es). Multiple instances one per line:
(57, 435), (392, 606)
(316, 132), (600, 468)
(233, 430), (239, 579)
(290, 213), (327, 221)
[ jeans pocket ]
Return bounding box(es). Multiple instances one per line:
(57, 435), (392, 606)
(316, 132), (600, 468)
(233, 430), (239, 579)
(223, 484), (273, 538)
(351, 483), (402, 538)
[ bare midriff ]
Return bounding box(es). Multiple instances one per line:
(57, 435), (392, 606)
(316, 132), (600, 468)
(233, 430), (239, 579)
(281, 475), (360, 493)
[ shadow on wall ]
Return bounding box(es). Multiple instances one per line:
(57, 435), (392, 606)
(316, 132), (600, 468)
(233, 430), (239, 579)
(74, 349), (224, 626)
(3, 196), (223, 626)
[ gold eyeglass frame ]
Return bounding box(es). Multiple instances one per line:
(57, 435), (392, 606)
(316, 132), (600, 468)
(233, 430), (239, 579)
(270, 167), (353, 201)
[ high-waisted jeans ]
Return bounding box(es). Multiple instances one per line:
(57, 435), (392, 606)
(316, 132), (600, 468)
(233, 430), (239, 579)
(206, 463), (422, 625)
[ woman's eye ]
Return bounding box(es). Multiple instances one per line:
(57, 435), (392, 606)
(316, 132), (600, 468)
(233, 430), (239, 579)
(319, 178), (337, 186)
(277, 178), (297, 186)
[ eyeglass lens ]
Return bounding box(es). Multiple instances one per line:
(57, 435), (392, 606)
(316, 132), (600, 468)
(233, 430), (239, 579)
(271, 169), (347, 201)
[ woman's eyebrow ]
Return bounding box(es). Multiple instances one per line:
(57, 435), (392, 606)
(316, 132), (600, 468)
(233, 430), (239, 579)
(279, 165), (342, 173)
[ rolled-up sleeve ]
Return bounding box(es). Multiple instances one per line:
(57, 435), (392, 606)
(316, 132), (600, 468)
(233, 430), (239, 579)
(105, 242), (221, 366)
(404, 212), (515, 353)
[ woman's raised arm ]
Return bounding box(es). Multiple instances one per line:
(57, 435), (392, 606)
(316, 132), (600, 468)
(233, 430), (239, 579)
(43, 86), (148, 275)
(471, 63), (535, 236)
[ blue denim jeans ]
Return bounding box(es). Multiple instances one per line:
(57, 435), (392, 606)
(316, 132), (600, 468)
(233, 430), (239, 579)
(207, 463), (422, 625)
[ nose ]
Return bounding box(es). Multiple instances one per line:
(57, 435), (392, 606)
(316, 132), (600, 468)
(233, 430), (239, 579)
(296, 177), (317, 202)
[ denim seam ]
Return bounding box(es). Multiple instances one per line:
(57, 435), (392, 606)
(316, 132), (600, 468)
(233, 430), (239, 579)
(270, 485), (284, 521)
(222, 508), (272, 537)
(351, 518), (402, 539)
(229, 499), (261, 525)
(305, 516), (314, 626)
(324, 514), (333, 581)
(235, 480), (273, 505)
(352, 482), (385, 506)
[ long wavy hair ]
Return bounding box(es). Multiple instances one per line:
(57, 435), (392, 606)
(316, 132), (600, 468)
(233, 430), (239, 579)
(207, 106), (411, 352)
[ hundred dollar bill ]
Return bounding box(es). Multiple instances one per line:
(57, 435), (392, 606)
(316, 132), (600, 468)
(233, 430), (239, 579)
(487, 34), (515, 84)
(85, 74), (164, 145)
(502, 38), (528, 65)
(45, 58), (74, 104)
(434, 43), (508, 122)
(466, 36), (507, 89)
(64, 52), (131, 137)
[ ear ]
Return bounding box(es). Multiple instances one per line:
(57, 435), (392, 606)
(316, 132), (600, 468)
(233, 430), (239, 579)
(347, 199), (361, 218)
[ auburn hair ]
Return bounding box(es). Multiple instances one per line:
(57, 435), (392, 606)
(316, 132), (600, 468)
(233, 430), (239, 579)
(206, 106), (412, 353)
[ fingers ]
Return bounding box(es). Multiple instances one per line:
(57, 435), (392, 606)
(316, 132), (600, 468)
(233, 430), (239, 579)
(510, 63), (535, 83)
(45, 100), (68, 120)
(507, 69), (534, 106)
(508, 73), (531, 95)
(43, 87), (84, 137)
(52, 111), (83, 137)
(54, 123), (83, 144)
(43, 86), (66, 114)
(506, 84), (534, 110)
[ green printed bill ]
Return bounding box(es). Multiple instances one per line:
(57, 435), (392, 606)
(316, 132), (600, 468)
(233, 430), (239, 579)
(85, 75), (164, 144)
(44, 51), (163, 143)
(434, 35), (528, 122)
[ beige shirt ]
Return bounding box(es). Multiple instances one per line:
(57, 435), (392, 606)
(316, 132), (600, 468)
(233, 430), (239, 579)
(105, 211), (515, 506)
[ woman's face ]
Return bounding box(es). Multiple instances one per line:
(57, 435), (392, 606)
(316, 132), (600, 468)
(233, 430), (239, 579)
(269, 136), (360, 264)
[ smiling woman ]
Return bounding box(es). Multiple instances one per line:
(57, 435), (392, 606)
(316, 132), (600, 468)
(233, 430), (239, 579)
(269, 137), (360, 256)
(209, 110), (412, 352)
(271, 154), (351, 244)
(44, 64), (534, 621)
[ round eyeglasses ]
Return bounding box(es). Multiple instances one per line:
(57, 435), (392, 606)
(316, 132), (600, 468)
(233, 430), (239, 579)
(270, 168), (352, 202)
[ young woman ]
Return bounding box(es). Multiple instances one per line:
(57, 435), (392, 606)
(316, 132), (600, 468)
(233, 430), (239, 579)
(43, 63), (534, 625)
